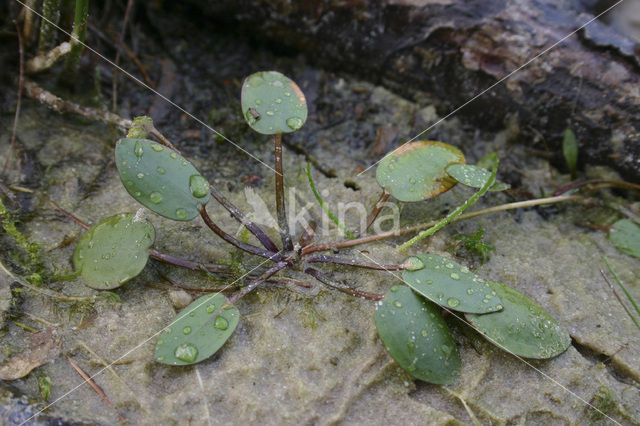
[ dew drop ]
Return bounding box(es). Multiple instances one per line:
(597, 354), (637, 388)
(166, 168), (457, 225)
(441, 344), (452, 356)
(450, 272), (460, 280)
(183, 326), (192, 335)
(170, 152), (178, 159)
(151, 143), (164, 152)
(174, 343), (198, 363)
(149, 192), (163, 203)
(255, 99), (262, 105)
(275, 98), (282, 104)
(134, 140), (144, 157)
(285, 117), (303, 130)
(175, 208), (187, 219)
(467, 288), (475, 295)
(247, 74), (264, 87)
(390, 285), (399, 292)
(206, 305), (215, 314)
(136, 172), (144, 179)
(405, 257), (425, 271)
(447, 297), (460, 308)
(157, 167), (166, 174)
(214, 315), (229, 330)
(189, 175), (209, 198)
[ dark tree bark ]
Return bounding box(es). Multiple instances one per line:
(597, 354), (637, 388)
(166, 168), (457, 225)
(177, 0), (640, 180)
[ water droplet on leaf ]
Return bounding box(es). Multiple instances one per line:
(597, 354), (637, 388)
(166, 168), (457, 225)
(149, 192), (163, 203)
(214, 315), (229, 330)
(174, 343), (198, 363)
(286, 117), (303, 130)
(189, 175), (209, 198)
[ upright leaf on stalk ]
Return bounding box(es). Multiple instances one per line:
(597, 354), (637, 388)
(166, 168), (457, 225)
(241, 71), (308, 135)
(376, 141), (465, 202)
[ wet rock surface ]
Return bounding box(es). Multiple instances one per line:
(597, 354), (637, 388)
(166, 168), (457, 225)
(0, 3), (638, 425)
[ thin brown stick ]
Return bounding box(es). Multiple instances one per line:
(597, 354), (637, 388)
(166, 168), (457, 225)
(302, 195), (584, 255)
(274, 133), (293, 251)
(554, 179), (640, 196)
(208, 185), (280, 253)
(24, 79), (132, 129)
(306, 254), (407, 271)
(304, 268), (384, 301)
(161, 272), (312, 292)
(199, 204), (280, 260)
(66, 356), (127, 423)
(363, 190), (390, 233)
(109, 33), (155, 88)
(3, 21), (25, 176)
(87, 23), (156, 88)
(112, 0), (135, 111)
(227, 262), (289, 305)
(148, 249), (231, 274)
(48, 200), (90, 230)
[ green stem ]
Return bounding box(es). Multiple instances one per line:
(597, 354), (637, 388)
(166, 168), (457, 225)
(0, 261), (92, 303)
(603, 257), (640, 325)
(397, 154), (498, 251)
(37, 0), (62, 53)
(275, 133), (293, 251)
(306, 162), (355, 239)
(64, 0), (89, 75)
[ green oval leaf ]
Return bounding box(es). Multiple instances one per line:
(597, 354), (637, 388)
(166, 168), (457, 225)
(446, 164), (509, 191)
(241, 71), (308, 135)
(155, 293), (239, 366)
(465, 281), (571, 359)
(115, 138), (211, 221)
(375, 285), (460, 384)
(402, 254), (503, 313)
(376, 141), (465, 202)
(73, 213), (155, 289)
(609, 219), (640, 258)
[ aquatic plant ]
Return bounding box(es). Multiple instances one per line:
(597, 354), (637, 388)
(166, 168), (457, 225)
(70, 71), (572, 381)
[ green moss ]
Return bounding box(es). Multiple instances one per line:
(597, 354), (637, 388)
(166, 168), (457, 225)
(0, 197), (42, 272)
(589, 386), (616, 423)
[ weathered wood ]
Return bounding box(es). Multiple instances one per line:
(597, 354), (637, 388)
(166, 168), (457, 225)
(180, 0), (640, 179)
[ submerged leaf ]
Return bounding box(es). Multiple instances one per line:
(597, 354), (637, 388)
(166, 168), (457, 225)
(376, 141), (465, 202)
(73, 213), (155, 289)
(155, 293), (239, 366)
(241, 71), (307, 135)
(375, 286), (460, 384)
(446, 164), (509, 191)
(0, 328), (61, 380)
(465, 281), (571, 359)
(115, 138), (211, 221)
(402, 254), (503, 313)
(609, 219), (640, 258)
(562, 128), (578, 176)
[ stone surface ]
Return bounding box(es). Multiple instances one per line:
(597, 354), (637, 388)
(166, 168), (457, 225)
(0, 4), (638, 424)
